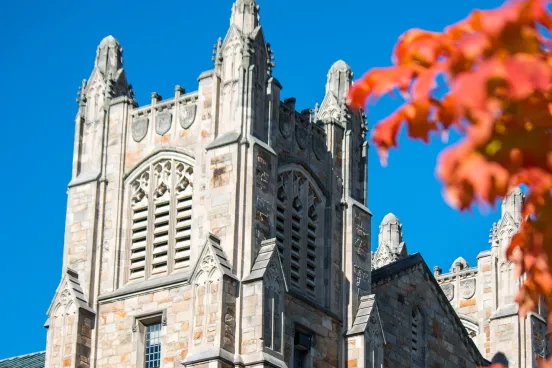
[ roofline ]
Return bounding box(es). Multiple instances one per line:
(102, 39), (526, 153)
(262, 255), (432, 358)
(0, 351), (45, 363)
(371, 253), (491, 366)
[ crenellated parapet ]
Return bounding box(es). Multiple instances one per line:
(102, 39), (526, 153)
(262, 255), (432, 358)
(276, 98), (329, 166)
(129, 88), (199, 146)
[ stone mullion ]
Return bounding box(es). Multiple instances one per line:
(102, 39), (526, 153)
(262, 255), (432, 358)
(300, 180), (307, 294)
(167, 159), (176, 275)
(145, 163), (154, 280)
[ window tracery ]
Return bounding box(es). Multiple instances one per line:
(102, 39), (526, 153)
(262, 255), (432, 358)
(128, 158), (193, 281)
(275, 168), (323, 299)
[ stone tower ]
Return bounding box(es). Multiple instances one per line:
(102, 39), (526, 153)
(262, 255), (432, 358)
(44, 1), (374, 367)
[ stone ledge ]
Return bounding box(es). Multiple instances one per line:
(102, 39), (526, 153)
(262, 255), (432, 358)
(205, 131), (241, 150)
(68, 170), (100, 188)
(490, 303), (519, 321)
(98, 271), (190, 303)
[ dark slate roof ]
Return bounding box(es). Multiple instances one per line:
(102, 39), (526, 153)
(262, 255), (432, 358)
(371, 253), (491, 367)
(0, 351), (45, 368)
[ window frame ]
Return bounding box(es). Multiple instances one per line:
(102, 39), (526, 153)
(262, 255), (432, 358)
(124, 154), (194, 283)
(133, 310), (167, 368)
(275, 166), (325, 302)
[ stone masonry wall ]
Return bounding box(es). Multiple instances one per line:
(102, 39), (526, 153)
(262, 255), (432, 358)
(284, 295), (340, 368)
(373, 264), (480, 368)
(96, 285), (192, 368)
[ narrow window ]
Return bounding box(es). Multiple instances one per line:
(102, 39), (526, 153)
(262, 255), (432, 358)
(411, 308), (425, 367)
(145, 322), (162, 368)
(294, 330), (312, 368)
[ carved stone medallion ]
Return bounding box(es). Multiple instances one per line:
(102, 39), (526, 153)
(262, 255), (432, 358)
(279, 109), (292, 138)
(460, 279), (476, 299)
(156, 111), (172, 136)
(441, 283), (454, 301)
(313, 135), (326, 160)
(296, 125), (308, 150)
(180, 104), (197, 129)
(132, 117), (149, 142)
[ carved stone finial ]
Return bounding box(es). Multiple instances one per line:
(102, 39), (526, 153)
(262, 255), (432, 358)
(327, 60), (353, 102)
(501, 186), (524, 224)
(175, 85), (185, 95)
(434, 266), (442, 276)
(151, 92), (162, 103)
(267, 42), (275, 74)
(95, 35), (123, 79)
(230, 0), (260, 34)
(373, 213), (408, 269)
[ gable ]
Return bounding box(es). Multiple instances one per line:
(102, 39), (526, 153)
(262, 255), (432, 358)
(371, 254), (489, 366)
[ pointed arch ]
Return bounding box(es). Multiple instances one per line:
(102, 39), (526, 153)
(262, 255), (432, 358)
(275, 164), (326, 301)
(411, 306), (426, 367)
(123, 151), (195, 282)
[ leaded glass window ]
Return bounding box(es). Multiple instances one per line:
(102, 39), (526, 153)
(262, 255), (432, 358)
(145, 323), (162, 368)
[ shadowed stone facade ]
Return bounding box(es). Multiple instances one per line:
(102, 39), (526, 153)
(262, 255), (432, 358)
(432, 188), (550, 368)
(42, 1), (498, 367)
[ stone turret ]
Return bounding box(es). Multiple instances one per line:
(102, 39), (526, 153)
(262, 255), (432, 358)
(372, 213), (407, 269)
(316, 60), (353, 124)
(230, 0), (260, 34)
(501, 186), (524, 225)
(94, 35), (123, 80)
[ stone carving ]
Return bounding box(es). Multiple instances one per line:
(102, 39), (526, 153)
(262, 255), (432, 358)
(131, 170), (150, 205)
(353, 264), (370, 288)
(277, 173), (289, 203)
(256, 198), (272, 227)
(441, 283), (454, 301)
(153, 160), (171, 200)
(279, 107), (292, 138)
(156, 111), (172, 136)
(201, 254), (215, 273)
(312, 135), (326, 160)
(179, 104), (197, 129)
(256, 149), (271, 193)
(295, 125), (308, 150)
(460, 279), (476, 299)
(308, 186), (321, 223)
(132, 116), (149, 142)
(292, 172), (305, 213)
(353, 210), (370, 259)
(175, 162), (193, 194)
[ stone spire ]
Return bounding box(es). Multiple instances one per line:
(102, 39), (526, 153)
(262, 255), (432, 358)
(230, 0), (260, 34)
(501, 186), (524, 225)
(372, 213), (408, 269)
(316, 60), (353, 123)
(94, 35), (123, 80)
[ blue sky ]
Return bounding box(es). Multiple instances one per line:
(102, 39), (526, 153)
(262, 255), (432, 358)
(0, 0), (507, 359)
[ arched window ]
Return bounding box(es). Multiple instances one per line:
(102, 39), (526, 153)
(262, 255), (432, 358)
(275, 167), (324, 299)
(128, 157), (193, 281)
(411, 307), (425, 367)
(263, 270), (284, 353)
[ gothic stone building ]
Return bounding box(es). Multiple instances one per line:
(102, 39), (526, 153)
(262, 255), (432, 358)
(372, 190), (550, 367)
(35, 1), (539, 367)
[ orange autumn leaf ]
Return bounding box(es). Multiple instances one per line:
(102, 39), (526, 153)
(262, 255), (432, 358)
(349, 1), (552, 365)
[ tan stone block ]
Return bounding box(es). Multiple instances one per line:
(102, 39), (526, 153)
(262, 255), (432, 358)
(460, 298), (476, 307)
